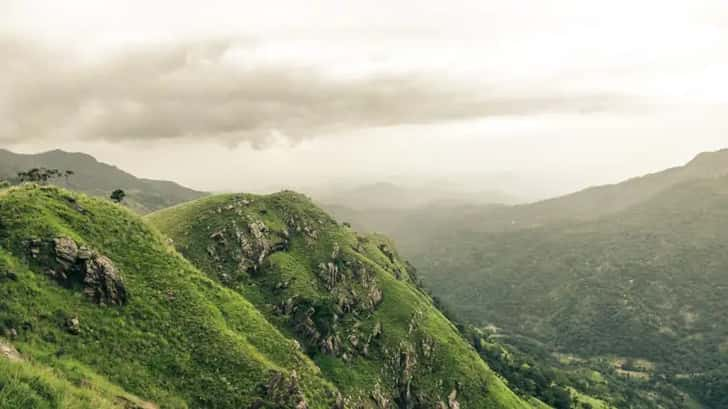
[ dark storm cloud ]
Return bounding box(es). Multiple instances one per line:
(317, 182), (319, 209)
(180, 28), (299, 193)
(0, 36), (642, 148)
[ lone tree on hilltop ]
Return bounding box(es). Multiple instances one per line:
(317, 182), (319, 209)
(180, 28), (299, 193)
(110, 189), (126, 204)
(63, 170), (75, 185)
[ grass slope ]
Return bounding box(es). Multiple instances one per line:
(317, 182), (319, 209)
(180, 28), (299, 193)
(0, 184), (338, 408)
(148, 192), (535, 409)
(0, 347), (154, 409)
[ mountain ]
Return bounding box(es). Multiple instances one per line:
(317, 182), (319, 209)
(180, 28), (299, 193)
(411, 175), (728, 408)
(329, 150), (728, 247)
(322, 149), (728, 408)
(148, 191), (536, 408)
(0, 183), (539, 408)
(450, 148), (728, 232)
(0, 149), (206, 213)
(0, 184), (339, 408)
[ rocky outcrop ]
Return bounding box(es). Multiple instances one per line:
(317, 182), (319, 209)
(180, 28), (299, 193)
(447, 389), (460, 409)
(82, 254), (127, 305)
(207, 218), (289, 276)
(0, 339), (22, 362)
(286, 215), (320, 244)
(251, 370), (309, 409)
(29, 237), (127, 306)
(66, 316), (81, 335)
(371, 384), (391, 409)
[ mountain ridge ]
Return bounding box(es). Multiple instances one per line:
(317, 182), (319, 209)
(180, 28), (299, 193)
(0, 149), (206, 213)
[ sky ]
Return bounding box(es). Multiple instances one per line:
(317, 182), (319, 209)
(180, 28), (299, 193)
(2, 0), (728, 197)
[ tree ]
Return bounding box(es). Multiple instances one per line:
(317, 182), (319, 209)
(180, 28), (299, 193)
(64, 170), (75, 185)
(0, 179), (9, 189)
(17, 168), (62, 184)
(110, 189), (126, 204)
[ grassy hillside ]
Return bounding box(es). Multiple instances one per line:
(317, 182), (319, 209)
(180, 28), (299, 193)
(0, 342), (155, 409)
(0, 149), (205, 213)
(148, 192), (535, 409)
(415, 176), (728, 408)
(0, 184), (339, 408)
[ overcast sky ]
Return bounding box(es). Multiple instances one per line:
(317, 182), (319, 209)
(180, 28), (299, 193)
(2, 0), (727, 196)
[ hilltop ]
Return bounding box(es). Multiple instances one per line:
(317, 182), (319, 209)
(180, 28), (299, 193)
(0, 184), (340, 408)
(148, 191), (536, 408)
(0, 183), (541, 408)
(0, 149), (206, 213)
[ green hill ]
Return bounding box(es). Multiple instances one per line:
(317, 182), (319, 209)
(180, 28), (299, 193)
(322, 149), (728, 409)
(148, 192), (535, 408)
(415, 176), (728, 408)
(0, 184), (340, 408)
(0, 149), (206, 213)
(0, 183), (539, 408)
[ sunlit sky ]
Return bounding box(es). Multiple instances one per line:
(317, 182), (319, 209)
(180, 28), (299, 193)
(2, 0), (727, 196)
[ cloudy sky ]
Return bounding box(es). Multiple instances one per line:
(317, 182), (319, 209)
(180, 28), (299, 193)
(2, 0), (728, 196)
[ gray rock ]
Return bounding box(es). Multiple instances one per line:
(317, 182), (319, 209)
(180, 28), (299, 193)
(66, 317), (81, 335)
(82, 255), (127, 306)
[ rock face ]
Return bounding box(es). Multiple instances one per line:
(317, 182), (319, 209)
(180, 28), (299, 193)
(30, 237), (128, 306)
(66, 316), (81, 335)
(251, 370), (309, 409)
(82, 254), (127, 305)
(207, 218), (289, 276)
(0, 340), (22, 362)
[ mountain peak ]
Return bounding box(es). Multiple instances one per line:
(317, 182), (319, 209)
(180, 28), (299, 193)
(686, 148), (728, 174)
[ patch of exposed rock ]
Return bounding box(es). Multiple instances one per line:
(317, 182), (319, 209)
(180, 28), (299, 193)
(251, 370), (308, 409)
(207, 218), (288, 276)
(28, 237), (127, 306)
(0, 339), (22, 362)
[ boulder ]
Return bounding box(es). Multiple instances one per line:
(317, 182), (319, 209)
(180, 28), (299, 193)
(53, 237), (78, 267)
(66, 316), (81, 335)
(82, 255), (127, 306)
(448, 389), (460, 409)
(257, 370), (308, 409)
(39, 237), (129, 306)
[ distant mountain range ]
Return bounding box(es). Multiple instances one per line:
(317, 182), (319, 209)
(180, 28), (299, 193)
(333, 148), (728, 409)
(0, 149), (206, 213)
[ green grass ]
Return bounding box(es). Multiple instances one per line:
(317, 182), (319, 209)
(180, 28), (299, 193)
(0, 354), (152, 409)
(0, 185), (337, 408)
(149, 191), (536, 408)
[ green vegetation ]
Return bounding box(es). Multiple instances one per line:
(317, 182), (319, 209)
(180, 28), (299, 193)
(110, 189), (126, 204)
(0, 149), (205, 213)
(0, 185), (338, 408)
(410, 176), (728, 408)
(0, 352), (153, 409)
(0, 184), (542, 408)
(323, 149), (728, 409)
(149, 191), (536, 408)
